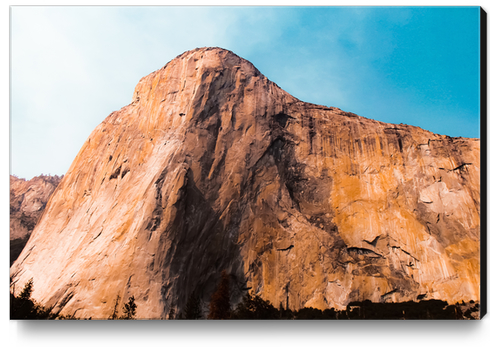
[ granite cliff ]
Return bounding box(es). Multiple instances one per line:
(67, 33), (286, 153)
(10, 47), (480, 319)
(10, 175), (62, 265)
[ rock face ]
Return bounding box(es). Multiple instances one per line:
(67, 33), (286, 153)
(10, 175), (62, 264)
(10, 47), (480, 319)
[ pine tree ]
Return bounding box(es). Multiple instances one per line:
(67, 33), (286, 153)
(19, 278), (33, 300)
(121, 295), (137, 319)
(10, 279), (58, 319)
(231, 292), (279, 319)
(208, 270), (231, 319)
(108, 295), (120, 320)
(184, 290), (203, 319)
(11, 279), (35, 319)
(168, 307), (175, 320)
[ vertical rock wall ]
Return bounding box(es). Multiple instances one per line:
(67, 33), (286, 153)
(10, 47), (480, 319)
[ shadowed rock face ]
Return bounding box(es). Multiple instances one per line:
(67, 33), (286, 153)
(10, 175), (62, 264)
(10, 47), (480, 319)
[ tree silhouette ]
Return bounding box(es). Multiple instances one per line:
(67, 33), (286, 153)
(231, 292), (279, 319)
(108, 295), (120, 320)
(11, 279), (36, 319)
(168, 307), (175, 320)
(10, 279), (58, 319)
(19, 278), (34, 300)
(208, 270), (231, 319)
(121, 295), (137, 320)
(108, 294), (138, 320)
(184, 290), (203, 319)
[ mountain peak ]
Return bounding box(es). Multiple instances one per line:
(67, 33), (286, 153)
(129, 46), (284, 123)
(175, 46), (238, 58)
(172, 46), (255, 68)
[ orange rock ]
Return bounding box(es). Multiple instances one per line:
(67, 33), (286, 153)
(10, 47), (480, 319)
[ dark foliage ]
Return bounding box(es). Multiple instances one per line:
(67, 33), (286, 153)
(342, 299), (466, 320)
(121, 295), (137, 320)
(10, 279), (58, 319)
(168, 307), (175, 320)
(10, 275), (476, 320)
(208, 270), (231, 319)
(295, 307), (325, 320)
(109, 294), (138, 320)
(108, 295), (121, 320)
(184, 290), (203, 319)
(19, 278), (33, 300)
(227, 292), (474, 320)
(231, 292), (280, 319)
(11, 280), (137, 320)
(278, 302), (295, 319)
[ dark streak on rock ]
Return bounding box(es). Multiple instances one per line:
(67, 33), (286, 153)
(450, 163), (472, 172)
(277, 245), (294, 252)
(121, 168), (130, 179)
(381, 288), (398, 299)
(109, 166), (121, 180)
(146, 169), (167, 238)
(347, 247), (384, 258)
(363, 235), (381, 247)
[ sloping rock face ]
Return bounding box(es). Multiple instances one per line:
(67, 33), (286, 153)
(10, 47), (480, 319)
(10, 175), (62, 264)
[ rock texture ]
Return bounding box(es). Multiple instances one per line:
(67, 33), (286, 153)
(10, 47), (480, 319)
(10, 175), (62, 264)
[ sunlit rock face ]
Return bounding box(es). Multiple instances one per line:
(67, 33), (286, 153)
(10, 47), (480, 319)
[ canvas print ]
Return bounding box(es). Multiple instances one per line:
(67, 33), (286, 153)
(9, 6), (484, 320)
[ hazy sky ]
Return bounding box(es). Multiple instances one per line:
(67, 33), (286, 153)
(10, 6), (481, 179)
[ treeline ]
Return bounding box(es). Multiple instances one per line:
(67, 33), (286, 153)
(10, 273), (479, 320)
(10, 279), (61, 320)
(10, 279), (137, 320)
(183, 292), (478, 320)
(194, 271), (479, 320)
(226, 294), (476, 320)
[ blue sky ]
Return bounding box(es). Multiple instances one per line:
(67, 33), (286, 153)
(10, 6), (481, 179)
